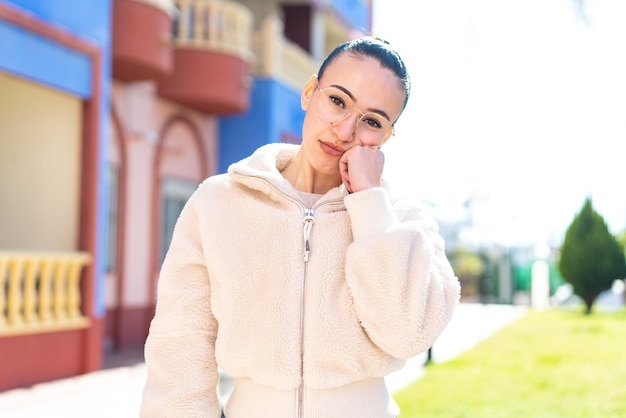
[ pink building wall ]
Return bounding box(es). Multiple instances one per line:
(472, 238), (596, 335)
(106, 81), (219, 349)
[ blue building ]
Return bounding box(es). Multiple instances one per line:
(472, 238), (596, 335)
(0, 0), (373, 391)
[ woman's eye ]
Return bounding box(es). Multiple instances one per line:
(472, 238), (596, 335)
(329, 95), (346, 108)
(363, 116), (383, 129)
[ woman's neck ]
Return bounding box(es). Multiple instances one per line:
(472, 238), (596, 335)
(281, 153), (341, 194)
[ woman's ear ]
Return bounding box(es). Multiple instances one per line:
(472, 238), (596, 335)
(301, 75), (317, 111)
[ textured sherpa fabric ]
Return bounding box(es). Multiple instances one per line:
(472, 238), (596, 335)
(140, 143), (460, 418)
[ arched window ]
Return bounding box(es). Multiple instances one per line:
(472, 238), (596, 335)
(157, 117), (205, 265)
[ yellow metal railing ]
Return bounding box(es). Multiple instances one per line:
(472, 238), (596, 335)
(0, 251), (92, 336)
(172, 0), (253, 60)
(251, 14), (319, 91)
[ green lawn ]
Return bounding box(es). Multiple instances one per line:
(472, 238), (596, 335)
(394, 308), (626, 418)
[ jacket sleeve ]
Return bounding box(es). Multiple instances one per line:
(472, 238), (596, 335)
(343, 187), (461, 360)
(139, 191), (221, 418)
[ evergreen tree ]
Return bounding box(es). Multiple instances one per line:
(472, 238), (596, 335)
(619, 231), (626, 304)
(558, 197), (626, 314)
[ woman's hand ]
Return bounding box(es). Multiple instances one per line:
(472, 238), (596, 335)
(339, 146), (385, 193)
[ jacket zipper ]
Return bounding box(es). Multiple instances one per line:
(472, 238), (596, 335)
(297, 199), (347, 418)
(297, 207), (314, 418)
(302, 208), (315, 263)
(230, 171), (344, 418)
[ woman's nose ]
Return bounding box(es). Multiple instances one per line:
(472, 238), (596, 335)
(331, 113), (360, 143)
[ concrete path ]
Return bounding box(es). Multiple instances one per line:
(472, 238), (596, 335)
(0, 303), (527, 417)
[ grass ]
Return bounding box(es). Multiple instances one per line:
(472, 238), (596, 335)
(394, 308), (626, 418)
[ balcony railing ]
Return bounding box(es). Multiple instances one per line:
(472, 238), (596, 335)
(0, 251), (92, 336)
(172, 0), (253, 60)
(131, 0), (176, 14)
(251, 14), (319, 91)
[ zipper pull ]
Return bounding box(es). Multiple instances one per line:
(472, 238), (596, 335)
(303, 208), (315, 262)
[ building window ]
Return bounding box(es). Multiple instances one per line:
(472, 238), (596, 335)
(161, 177), (197, 264)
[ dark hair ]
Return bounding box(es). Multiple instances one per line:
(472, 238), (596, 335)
(317, 36), (411, 119)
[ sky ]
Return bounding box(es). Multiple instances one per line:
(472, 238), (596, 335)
(372, 0), (626, 249)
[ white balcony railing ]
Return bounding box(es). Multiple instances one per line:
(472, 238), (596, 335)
(130, 0), (176, 15)
(251, 14), (320, 91)
(172, 0), (254, 60)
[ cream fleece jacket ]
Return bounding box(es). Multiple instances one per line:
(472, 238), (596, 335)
(140, 143), (460, 418)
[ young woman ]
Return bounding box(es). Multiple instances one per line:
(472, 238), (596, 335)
(140, 36), (460, 418)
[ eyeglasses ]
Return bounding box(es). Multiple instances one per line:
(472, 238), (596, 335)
(316, 84), (394, 146)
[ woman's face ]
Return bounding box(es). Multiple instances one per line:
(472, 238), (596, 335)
(300, 53), (406, 178)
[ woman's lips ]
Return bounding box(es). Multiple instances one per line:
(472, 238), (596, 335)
(319, 140), (345, 157)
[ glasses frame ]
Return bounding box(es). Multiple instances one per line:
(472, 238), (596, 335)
(315, 81), (395, 145)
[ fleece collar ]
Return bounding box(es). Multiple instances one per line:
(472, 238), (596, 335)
(227, 143), (394, 202)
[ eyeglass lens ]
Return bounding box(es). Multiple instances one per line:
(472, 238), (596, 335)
(317, 87), (391, 145)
